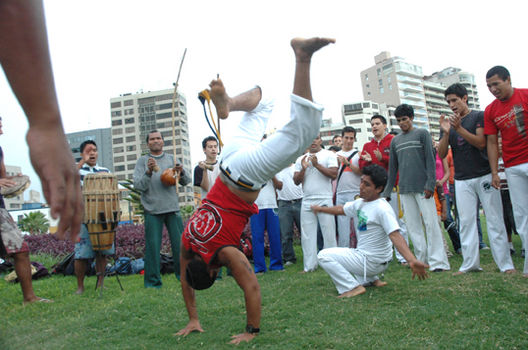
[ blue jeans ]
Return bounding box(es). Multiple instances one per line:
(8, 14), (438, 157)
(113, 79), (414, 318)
(250, 208), (283, 273)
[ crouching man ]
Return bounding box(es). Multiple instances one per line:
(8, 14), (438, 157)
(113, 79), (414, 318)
(312, 164), (429, 298)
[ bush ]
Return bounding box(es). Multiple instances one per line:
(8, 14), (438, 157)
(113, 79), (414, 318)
(25, 222), (189, 259)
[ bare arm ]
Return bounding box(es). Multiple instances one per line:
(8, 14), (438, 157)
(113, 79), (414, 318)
(487, 134), (501, 189)
(0, 0), (82, 240)
(438, 156), (449, 187)
(176, 247), (203, 336)
(438, 115), (450, 159)
(197, 164), (210, 192)
(389, 231), (429, 280)
(311, 205), (345, 216)
(217, 247), (261, 345)
(272, 176), (283, 191)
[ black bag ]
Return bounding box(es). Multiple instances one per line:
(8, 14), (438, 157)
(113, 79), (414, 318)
(31, 261), (50, 280)
(160, 253), (175, 274)
(51, 252), (95, 276)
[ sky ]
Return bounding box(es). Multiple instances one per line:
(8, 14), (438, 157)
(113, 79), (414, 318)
(1, 0), (527, 201)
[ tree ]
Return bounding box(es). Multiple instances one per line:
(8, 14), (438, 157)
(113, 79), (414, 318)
(121, 179), (144, 218)
(19, 211), (49, 235)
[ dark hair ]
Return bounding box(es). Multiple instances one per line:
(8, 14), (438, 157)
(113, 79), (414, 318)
(444, 83), (468, 99)
(328, 145), (341, 152)
(185, 259), (217, 290)
(389, 130), (400, 136)
(341, 126), (356, 137)
(80, 140), (97, 153)
(394, 104), (414, 119)
(202, 136), (218, 149)
(146, 130), (163, 143)
(362, 164), (388, 191)
(486, 66), (510, 81)
(371, 114), (387, 125)
(332, 134), (341, 142)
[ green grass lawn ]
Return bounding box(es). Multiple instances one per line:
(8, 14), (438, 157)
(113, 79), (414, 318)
(1, 233), (527, 349)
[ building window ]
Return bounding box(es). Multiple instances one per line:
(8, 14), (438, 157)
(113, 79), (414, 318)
(127, 154), (137, 161)
(114, 156), (124, 163)
(111, 111), (122, 117)
(115, 165), (125, 172)
(112, 128), (123, 135)
(125, 117), (135, 124)
(112, 119), (122, 126)
(111, 101), (121, 108)
(113, 137), (123, 144)
(113, 146), (124, 153)
(125, 126), (135, 133)
(126, 145), (136, 152)
(125, 136), (136, 143)
(377, 68), (381, 76)
(379, 87), (384, 94)
(127, 164), (135, 170)
(364, 74), (369, 81)
(124, 100), (133, 106)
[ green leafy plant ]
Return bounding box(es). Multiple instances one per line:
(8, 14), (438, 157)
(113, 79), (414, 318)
(18, 211), (49, 235)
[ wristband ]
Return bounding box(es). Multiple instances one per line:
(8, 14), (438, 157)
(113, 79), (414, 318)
(246, 325), (260, 334)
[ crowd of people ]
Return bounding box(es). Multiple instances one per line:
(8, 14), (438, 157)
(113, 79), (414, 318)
(0, 1), (527, 345)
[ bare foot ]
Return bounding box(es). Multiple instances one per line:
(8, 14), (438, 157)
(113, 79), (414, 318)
(291, 37), (336, 62)
(372, 280), (387, 287)
(504, 269), (516, 274)
(75, 287), (84, 295)
(208, 78), (231, 119)
(23, 297), (53, 305)
(338, 285), (366, 298)
(452, 271), (466, 276)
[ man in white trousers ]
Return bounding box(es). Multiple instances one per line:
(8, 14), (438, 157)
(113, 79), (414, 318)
(313, 164), (429, 297)
(438, 83), (514, 275)
(382, 104), (450, 272)
(294, 135), (338, 272)
(484, 65), (528, 277)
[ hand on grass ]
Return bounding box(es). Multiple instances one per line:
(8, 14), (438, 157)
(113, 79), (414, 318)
(175, 320), (204, 336)
(410, 260), (429, 280)
(229, 332), (256, 345)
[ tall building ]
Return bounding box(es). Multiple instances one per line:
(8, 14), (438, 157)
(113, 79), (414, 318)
(361, 53), (481, 140)
(66, 128), (113, 171)
(360, 52), (429, 131)
(110, 88), (194, 207)
(425, 67), (480, 110)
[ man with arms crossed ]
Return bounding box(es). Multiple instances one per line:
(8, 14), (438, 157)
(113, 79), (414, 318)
(294, 134), (338, 272)
(438, 83), (514, 275)
(177, 37), (335, 344)
(484, 66), (528, 277)
(382, 104), (450, 272)
(313, 164), (429, 297)
(335, 126), (360, 248)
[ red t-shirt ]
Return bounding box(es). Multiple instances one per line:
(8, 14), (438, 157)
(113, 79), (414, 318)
(484, 88), (528, 167)
(181, 177), (258, 267)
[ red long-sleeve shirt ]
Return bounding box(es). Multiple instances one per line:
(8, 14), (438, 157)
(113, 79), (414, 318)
(359, 133), (393, 171)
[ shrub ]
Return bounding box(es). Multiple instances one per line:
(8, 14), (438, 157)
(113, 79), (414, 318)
(25, 222), (188, 259)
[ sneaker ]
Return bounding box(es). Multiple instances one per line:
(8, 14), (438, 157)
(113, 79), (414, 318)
(522, 249), (525, 258)
(510, 248), (516, 256)
(480, 245), (490, 250)
(284, 261), (294, 266)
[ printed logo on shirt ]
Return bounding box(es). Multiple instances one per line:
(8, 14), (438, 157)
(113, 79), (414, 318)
(187, 203), (222, 243)
(356, 209), (368, 231)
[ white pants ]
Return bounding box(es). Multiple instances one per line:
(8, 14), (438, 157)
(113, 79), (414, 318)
(400, 193), (450, 271)
(300, 198), (337, 272)
(455, 174), (514, 272)
(388, 191), (409, 263)
(336, 191), (358, 248)
(220, 94), (323, 189)
(318, 247), (389, 295)
(505, 162), (528, 274)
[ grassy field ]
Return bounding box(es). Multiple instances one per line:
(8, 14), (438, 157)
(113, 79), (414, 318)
(1, 234), (527, 349)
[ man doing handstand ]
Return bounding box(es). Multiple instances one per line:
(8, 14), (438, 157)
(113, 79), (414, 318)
(177, 37), (335, 344)
(312, 165), (429, 298)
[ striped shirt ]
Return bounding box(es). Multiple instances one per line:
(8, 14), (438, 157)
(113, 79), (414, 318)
(79, 164), (110, 185)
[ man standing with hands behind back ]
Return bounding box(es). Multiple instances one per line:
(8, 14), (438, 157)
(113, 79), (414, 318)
(134, 130), (190, 288)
